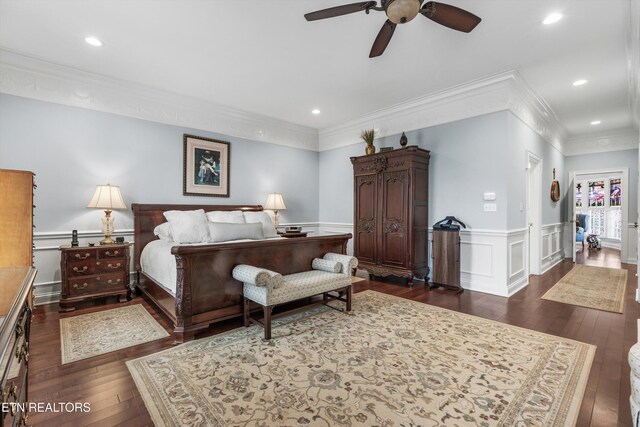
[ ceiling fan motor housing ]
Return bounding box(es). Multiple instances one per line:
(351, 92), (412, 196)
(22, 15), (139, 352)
(385, 0), (422, 24)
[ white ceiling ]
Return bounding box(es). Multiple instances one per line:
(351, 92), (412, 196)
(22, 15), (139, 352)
(0, 0), (635, 138)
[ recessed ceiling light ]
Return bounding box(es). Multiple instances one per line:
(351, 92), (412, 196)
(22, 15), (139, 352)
(591, 120), (601, 125)
(85, 36), (103, 47)
(543, 13), (563, 25)
(311, 109), (321, 115)
(572, 79), (588, 86)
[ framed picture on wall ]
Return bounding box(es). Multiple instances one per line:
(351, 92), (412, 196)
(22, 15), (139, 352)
(183, 134), (230, 197)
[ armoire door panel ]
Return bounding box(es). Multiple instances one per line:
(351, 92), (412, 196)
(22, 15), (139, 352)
(354, 175), (377, 263)
(381, 170), (409, 266)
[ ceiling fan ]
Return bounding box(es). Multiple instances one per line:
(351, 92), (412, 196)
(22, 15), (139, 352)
(304, 1), (481, 58)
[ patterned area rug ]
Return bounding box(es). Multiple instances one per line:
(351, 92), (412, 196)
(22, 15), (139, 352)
(541, 265), (627, 313)
(60, 304), (169, 364)
(127, 291), (595, 427)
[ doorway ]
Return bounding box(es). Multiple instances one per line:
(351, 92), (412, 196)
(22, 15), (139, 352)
(570, 167), (629, 266)
(526, 152), (542, 275)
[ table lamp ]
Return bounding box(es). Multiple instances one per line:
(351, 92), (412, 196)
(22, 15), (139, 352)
(264, 192), (286, 228)
(87, 184), (127, 245)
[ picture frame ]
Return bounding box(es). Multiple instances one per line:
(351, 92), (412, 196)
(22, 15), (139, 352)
(183, 134), (230, 197)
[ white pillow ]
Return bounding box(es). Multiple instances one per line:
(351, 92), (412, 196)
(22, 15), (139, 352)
(153, 222), (173, 241)
(206, 210), (246, 223)
(208, 222), (264, 243)
(243, 211), (278, 238)
(163, 209), (210, 243)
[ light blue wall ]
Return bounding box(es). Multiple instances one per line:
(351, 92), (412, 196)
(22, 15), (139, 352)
(319, 112), (510, 230)
(565, 148), (639, 222)
(0, 94), (319, 232)
(506, 113), (567, 229)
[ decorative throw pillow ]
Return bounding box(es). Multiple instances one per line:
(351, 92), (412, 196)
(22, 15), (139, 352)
(163, 209), (210, 244)
(153, 222), (173, 241)
(206, 210), (246, 224)
(243, 211), (278, 238)
(312, 258), (343, 273)
(208, 222), (264, 243)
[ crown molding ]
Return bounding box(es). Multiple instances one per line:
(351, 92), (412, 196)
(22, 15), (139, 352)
(626, 0), (640, 130)
(0, 48), (319, 151)
(564, 127), (639, 156)
(318, 69), (567, 153)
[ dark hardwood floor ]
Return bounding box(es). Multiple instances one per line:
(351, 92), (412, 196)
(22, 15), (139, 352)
(28, 250), (636, 426)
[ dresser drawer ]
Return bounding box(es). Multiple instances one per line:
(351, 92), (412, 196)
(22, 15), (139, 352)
(97, 247), (126, 259)
(95, 258), (126, 273)
(67, 273), (126, 296)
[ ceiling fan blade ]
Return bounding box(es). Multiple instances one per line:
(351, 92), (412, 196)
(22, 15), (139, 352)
(420, 1), (481, 33)
(369, 20), (396, 58)
(305, 1), (377, 21)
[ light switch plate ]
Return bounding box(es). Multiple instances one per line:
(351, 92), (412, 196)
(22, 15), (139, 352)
(483, 192), (496, 201)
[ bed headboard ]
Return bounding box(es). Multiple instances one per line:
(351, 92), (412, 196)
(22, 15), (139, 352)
(131, 203), (264, 271)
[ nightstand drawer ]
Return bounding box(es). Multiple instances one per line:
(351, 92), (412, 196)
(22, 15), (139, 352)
(97, 247), (126, 259)
(67, 260), (96, 276)
(66, 250), (96, 262)
(95, 259), (126, 273)
(67, 273), (125, 296)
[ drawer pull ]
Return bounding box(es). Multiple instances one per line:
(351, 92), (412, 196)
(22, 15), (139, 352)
(19, 343), (28, 363)
(106, 279), (121, 285)
(15, 324), (24, 337)
(74, 253), (91, 260)
(104, 250), (119, 257)
(106, 263), (121, 269)
(73, 283), (89, 290)
(19, 413), (28, 426)
(72, 266), (89, 274)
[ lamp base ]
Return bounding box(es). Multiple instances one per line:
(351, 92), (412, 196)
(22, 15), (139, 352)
(100, 236), (116, 245)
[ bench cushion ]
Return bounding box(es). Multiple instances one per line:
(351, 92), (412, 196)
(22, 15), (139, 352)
(244, 270), (351, 306)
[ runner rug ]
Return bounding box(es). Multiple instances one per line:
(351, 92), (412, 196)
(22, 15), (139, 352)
(127, 290), (595, 427)
(60, 304), (169, 364)
(541, 265), (627, 313)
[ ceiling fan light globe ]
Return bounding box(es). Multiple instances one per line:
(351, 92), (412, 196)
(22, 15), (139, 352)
(386, 0), (421, 24)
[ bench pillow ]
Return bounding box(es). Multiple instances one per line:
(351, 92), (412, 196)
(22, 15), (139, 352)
(208, 222), (264, 243)
(243, 211), (278, 238)
(153, 222), (173, 241)
(312, 258), (343, 273)
(232, 265), (284, 289)
(206, 210), (246, 224)
(163, 209), (209, 243)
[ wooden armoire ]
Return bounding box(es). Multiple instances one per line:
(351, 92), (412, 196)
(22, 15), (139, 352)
(351, 146), (430, 285)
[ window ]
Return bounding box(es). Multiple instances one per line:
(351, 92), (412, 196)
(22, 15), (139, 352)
(575, 183), (582, 208)
(588, 181), (605, 207)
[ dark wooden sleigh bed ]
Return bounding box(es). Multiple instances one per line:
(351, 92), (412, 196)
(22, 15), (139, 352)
(132, 203), (352, 343)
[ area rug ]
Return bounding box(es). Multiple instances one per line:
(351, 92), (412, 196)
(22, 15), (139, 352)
(60, 304), (169, 364)
(127, 290), (595, 427)
(541, 265), (627, 313)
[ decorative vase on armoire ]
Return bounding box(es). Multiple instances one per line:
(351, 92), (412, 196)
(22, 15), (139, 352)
(350, 145), (430, 286)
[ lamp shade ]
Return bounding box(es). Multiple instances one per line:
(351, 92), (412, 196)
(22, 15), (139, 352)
(87, 184), (127, 210)
(264, 193), (286, 211)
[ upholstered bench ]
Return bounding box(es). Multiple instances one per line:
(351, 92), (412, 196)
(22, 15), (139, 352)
(232, 253), (358, 340)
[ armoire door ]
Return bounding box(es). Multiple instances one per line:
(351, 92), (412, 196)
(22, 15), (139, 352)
(379, 169), (409, 267)
(354, 174), (377, 264)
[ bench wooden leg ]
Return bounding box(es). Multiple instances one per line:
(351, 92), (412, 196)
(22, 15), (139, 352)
(346, 286), (352, 312)
(243, 297), (250, 327)
(264, 305), (274, 340)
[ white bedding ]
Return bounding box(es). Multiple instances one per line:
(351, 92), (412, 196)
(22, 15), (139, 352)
(140, 237), (285, 295)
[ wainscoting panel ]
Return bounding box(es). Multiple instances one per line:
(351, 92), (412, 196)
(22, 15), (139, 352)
(507, 229), (528, 296)
(540, 223), (565, 274)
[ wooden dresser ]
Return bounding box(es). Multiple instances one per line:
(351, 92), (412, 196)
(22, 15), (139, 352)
(0, 169), (36, 426)
(351, 146), (430, 285)
(59, 243), (130, 312)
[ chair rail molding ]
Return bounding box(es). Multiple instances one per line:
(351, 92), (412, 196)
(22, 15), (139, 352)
(0, 48), (319, 152)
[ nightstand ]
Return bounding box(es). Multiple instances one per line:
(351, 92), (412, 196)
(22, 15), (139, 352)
(58, 243), (130, 312)
(277, 231), (308, 238)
